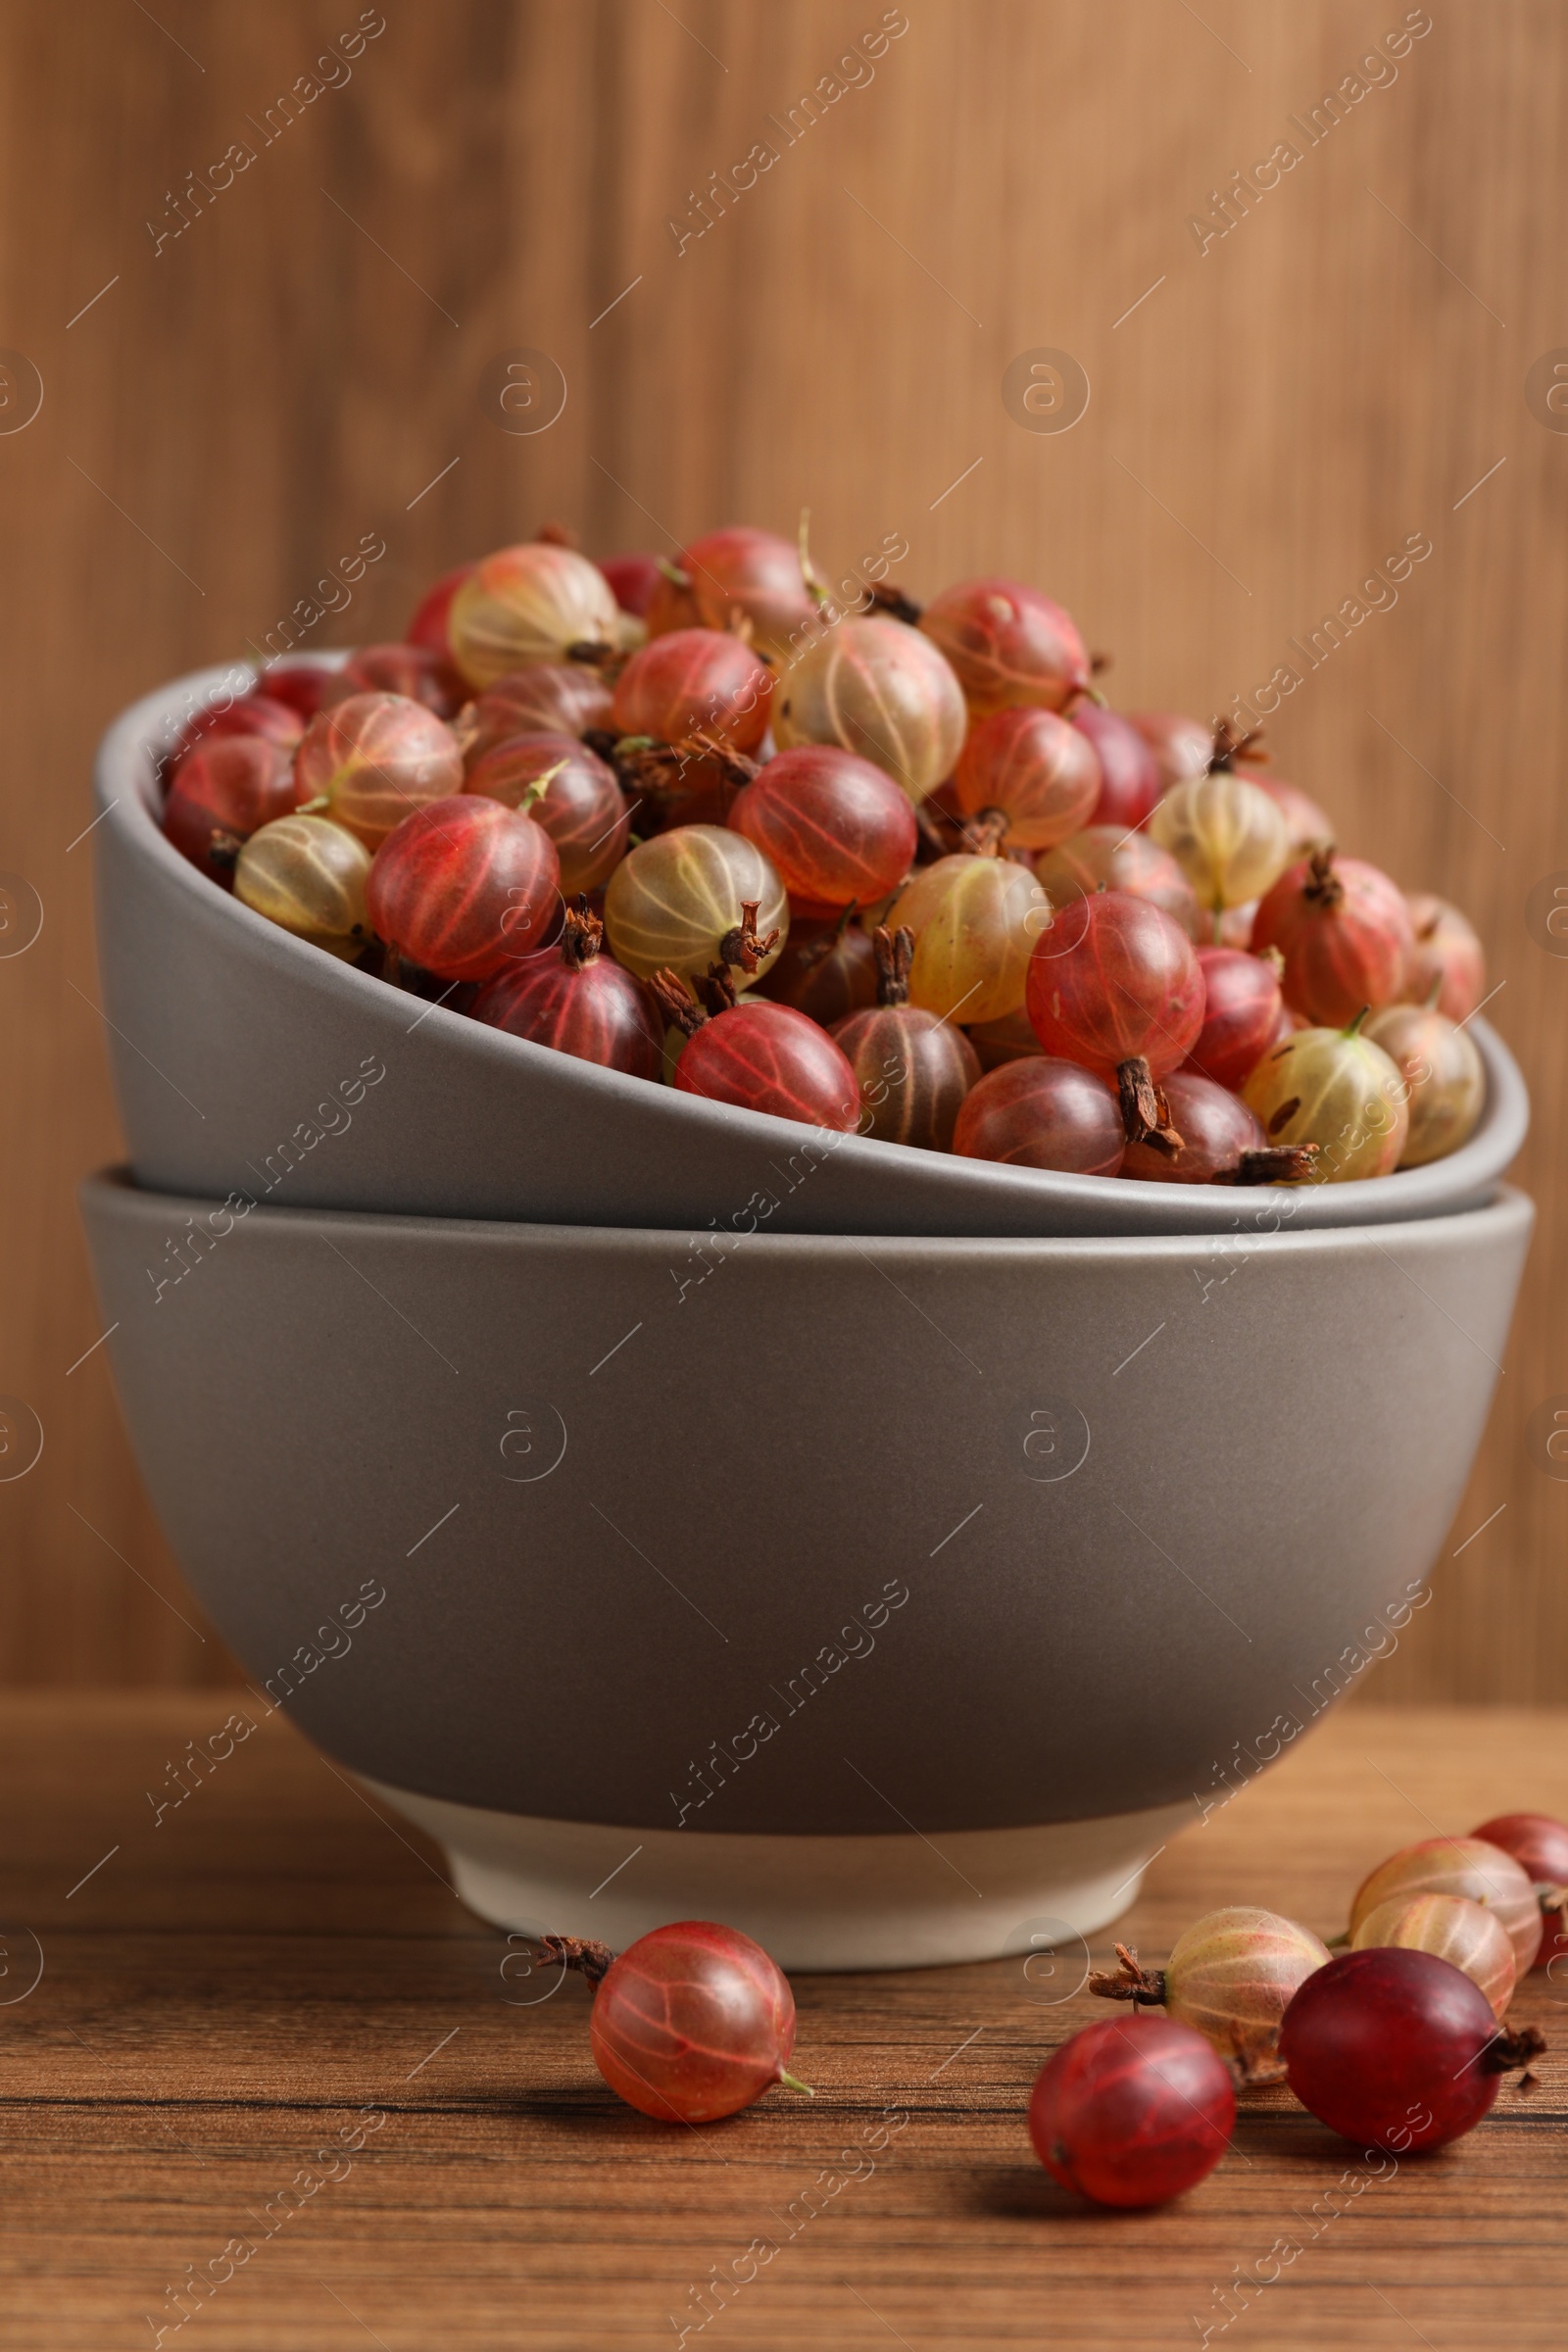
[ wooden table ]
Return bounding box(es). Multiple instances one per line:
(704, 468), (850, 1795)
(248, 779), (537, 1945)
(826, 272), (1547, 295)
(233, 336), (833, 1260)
(3, 1696), (1564, 2350)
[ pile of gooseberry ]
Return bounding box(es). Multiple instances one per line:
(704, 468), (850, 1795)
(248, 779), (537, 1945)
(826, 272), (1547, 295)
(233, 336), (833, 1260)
(162, 523), (1492, 1184)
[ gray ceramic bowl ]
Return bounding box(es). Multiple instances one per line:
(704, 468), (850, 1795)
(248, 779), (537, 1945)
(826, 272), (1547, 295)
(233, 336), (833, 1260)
(80, 1169), (1531, 1968)
(93, 665), (1529, 1240)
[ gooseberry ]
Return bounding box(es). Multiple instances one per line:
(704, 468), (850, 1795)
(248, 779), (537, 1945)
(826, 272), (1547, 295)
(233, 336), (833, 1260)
(1242, 1015), (1410, 1183)
(918, 576), (1090, 715)
(171, 689), (305, 770)
(321, 641), (463, 719)
(459, 664), (615, 761)
(1470, 1813), (1568, 1973)
(604, 825), (788, 988)
(1403, 894), (1487, 1022)
(1028, 2016), (1235, 2208)
(1278, 1947), (1544, 2152)
(295, 691), (464, 851)
(1348, 1836), (1543, 1978)
(772, 615), (965, 804)
(1122, 1071), (1310, 1186)
(449, 543), (619, 690)
(655, 971), (859, 1131)
(1071, 703), (1161, 830)
(1255, 774), (1333, 854)
(612, 626), (772, 755)
(257, 658), (339, 722)
(755, 908), (879, 1025)
(1126, 710), (1212, 791)
(953, 1057), (1125, 1176)
(964, 1005), (1045, 1072)
(472, 897), (662, 1079)
(1351, 1894), (1517, 2019)
(466, 731), (629, 896)
(367, 796), (560, 983)
(888, 853), (1049, 1025)
(163, 737), (300, 884)
(600, 553), (662, 616)
(1363, 1002), (1485, 1167)
(1034, 827), (1200, 942)
(233, 812), (371, 959)
(830, 926), (980, 1151)
(407, 561), (475, 655)
(1184, 946), (1285, 1090)
(1149, 769), (1292, 916)
(679, 525), (817, 661)
(952, 707), (1101, 852)
(1252, 849), (1415, 1026)
(728, 746), (916, 912)
(1025, 891), (1204, 1145)
(1090, 1909), (1333, 2083)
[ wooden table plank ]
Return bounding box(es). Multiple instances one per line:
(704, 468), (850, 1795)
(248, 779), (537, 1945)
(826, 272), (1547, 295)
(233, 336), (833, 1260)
(1, 1696), (1564, 2349)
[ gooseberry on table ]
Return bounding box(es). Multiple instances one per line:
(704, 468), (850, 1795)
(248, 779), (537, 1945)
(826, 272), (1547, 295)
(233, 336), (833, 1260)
(1347, 1836), (1544, 1977)
(1350, 1894), (1517, 2018)
(449, 543), (619, 690)
(163, 737), (300, 883)
(1034, 827), (1201, 941)
(1278, 1947), (1543, 2152)
(918, 576), (1091, 714)
(887, 852), (1050, 1026)
(233, 812), (371, 959)
(653, 968), (859, 1131)
(1470, 1813), (1568, 1973)
(1252, 848), (1415, 1026)
(829, 925), (981, 1151)
(1090, 1908), (1333, 2083)
(1183, 946), (1286, 1090)
(366, 796), (561, 983)
(603, 824), (788, 988)
(1025, 890), (1204, 1146)
(1070, 702), (1161, 830)
(1363, 1001), (1486, 1167)
(1242, 1015), (1410, 1183)
(772, 615), (966, 803)
(1028, 2015), (1235, 2207)
(1403, 893), (1487, 1021)
(472, 897), (662, 1079)
(466, 730), (629, 896)
(611, 626), (772, 755)
(951, 707), (1102, 851)
(727, 745), (916, 912)
(294, 691), (465, 851)
(953, 1056), (1125, 1176)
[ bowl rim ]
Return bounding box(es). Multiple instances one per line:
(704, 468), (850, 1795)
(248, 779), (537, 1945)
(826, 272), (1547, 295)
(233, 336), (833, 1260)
(96, 660), (1530, 1228)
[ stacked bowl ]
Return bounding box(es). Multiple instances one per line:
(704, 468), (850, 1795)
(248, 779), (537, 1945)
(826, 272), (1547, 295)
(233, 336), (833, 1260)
(80, 662), (1532, 1969)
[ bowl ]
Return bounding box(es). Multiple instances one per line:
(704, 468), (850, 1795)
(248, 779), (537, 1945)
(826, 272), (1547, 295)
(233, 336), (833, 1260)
(80, 1169), (1532, 1968)
(93, 666), (1529, 1240)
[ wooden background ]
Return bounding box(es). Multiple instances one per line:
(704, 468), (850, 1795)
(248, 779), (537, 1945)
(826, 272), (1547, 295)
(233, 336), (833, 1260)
(1, 0), (1563, 1696)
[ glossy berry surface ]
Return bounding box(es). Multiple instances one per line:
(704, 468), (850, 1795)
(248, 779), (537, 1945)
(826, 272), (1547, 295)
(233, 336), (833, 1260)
(1279, 1947), (1529, 2152)
(1028, 2016), (1234, 2208)
(599, 553), (663, 616)
(472, 901), (662, 1078)
(1122, 1071), (1267, 1185)
(1026, 891), (1204, 1080)
(407, 561), (475, 656)
(1403, 892), (1487, 1021)
(604, 825), (788, 986)
(1152, 1907), (1332, 2085)
(233, 813), (371, 958)
(889, 854), (1049, 1025)
(1348, 1836), (1543, 1978)
(460, 663), (614, 761)
(1034, 827), (1200, 941)
(1350, 1894), (1517, 2019)
(679, 525), (816, 660)
(1243, 1021), (1409, 1183)
(612, 626), (772, 753)
(952, 707), (1101, 851)
(589, 1921), (800, 2125)
(1252, 850), (1415, 1026)
(919, 576), (1090, 714)
(1071, 702), (1161, 830)
(1184, 947), (1285, 1090)
(1471, 1813), (1568, 1974)
(954, 1057), (1125, 1175)
(295, 691), (465, 850)
(466, 730), (629, 895)
(772, 615), (966, 803)
(322, 641), (463, 719)
(172, 689), (305, 769)
(1150, 769), (1292, 914)
(163, 736), (300, 882)
(671, 999), (858, 1131)
(831, 1002), (978, 1148)
(1363, 1002), (1485, 1167)
(256, 658), (339, 722)
(728, 746), (916, 911)
(449, 542), (618, 689)
(367, 796), (560, 982)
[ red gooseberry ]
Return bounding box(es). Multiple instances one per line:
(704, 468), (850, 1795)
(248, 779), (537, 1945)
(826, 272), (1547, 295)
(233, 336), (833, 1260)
(1028, 2015), (1235, 2208)
(1183, 946), (1285, 1091)
(1252, 849), (1415, 1027)
(1403, 893), (1487, 1022)
(954, 1057), (1125, 1176)
(952, 707), (1101, 851)
(727, 746), (916, 913)
(754, 910), (880, 1025)
(171, 689), (305, 771)
(321, 641), (464, 719)
(1121, 1070), (1307, 1187)
(919, 576), (1090, 714)
(1471, 1812), (1568, 1973)
(1071, 703), (1161, 830)
(256, 658), (339, 722)
(471, 897), (662, 1079)
(1278, 1947), (1544, 2152)
(654, 971), (859, 1132)
(367, 796), (560, 982)
(163, 737), (301, 884)
(1025, 891), (1204, 1144)
(407, 561), (475, 655)
(599, 553), (662, 616)
(612, 627), (772, 754)
(830, 926), (981, 1151)
(1126, 710), (1212, 791)
(1255, 773), (1333, 854)
(679, 525), (817, 660)
(466, 730), (629, 896)
(295, 691), (465, 851)
(459, 664), (615, 763)
(1034, 827), (1201, 942)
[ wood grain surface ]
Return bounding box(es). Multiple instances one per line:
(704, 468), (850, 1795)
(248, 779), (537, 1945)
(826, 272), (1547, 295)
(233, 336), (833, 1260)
(0, 1), (1564, 1691)
(2, 1694), (1565, 2349)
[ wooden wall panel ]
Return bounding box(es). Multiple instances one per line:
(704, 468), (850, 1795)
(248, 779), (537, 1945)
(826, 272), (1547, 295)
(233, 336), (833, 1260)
(0, 0), (1562, 1694)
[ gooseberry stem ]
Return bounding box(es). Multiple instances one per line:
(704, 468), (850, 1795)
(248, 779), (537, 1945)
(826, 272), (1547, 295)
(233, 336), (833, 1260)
(776, 2068), (815, 2097)
(872, 923), (914, 1007)
(718, 899), (779, 976)
(1116, 1058), (1182, 1152)
(538, 1933), (617, 1987)
(1087, 1941), (1167, 2005)
(1231, 1143), (1320, 1184)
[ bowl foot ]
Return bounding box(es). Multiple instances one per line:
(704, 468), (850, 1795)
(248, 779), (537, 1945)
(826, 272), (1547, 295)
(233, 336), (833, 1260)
(361, 1774), (1192, 1971)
